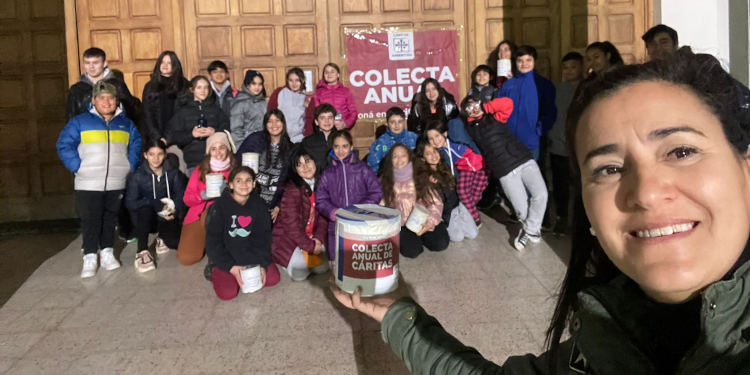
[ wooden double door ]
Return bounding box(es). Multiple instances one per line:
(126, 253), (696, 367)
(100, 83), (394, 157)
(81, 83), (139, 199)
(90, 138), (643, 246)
(0, 0), (653, 221)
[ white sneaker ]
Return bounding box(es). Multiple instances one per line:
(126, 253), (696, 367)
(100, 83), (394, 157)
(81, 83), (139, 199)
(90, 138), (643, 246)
(134, 250), (155, 272)
(99, 247), (121, 271)
(81, 253), (98, 278)
(155, 238), (170, 255)
(513, 230), (541, 251)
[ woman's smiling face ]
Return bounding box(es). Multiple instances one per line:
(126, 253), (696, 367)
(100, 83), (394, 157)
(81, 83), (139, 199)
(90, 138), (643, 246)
(575, 80), (750, 303)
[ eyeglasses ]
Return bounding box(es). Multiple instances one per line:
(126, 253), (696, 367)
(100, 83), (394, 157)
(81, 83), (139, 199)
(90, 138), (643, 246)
(466, 102), (481, 112)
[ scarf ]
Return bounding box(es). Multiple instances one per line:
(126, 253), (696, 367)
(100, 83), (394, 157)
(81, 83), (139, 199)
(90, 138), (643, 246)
(393, 162), (413, 182)
(210, 157), (231, 171)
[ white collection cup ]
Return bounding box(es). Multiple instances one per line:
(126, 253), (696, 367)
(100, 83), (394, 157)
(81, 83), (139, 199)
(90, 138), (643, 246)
(240, 265), (263, 294)
(405, 204), (430, 233)
(241, 152), (260, 173)
(205, 173), (224, 198)
(497, 59), (512, 78)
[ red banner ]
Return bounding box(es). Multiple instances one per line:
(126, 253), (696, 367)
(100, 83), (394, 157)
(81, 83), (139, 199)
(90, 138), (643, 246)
(346, 30), (459, 119)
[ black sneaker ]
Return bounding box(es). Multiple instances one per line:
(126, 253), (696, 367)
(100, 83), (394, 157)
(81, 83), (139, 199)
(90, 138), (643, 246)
(204, 262), (214, 281)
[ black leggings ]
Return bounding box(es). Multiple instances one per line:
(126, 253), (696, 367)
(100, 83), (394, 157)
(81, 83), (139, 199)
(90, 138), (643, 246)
(399, 223), (450, 258)
(134, 205), (181, 251)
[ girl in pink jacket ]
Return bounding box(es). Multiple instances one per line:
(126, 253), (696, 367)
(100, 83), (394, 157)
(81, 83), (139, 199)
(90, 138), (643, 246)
(304, 63), (358, 135)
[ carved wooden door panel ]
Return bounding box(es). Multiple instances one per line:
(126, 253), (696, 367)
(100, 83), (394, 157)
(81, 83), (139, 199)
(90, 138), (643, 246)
(472, 0), (561, 80)
(72, 0), (180, 99)
(182, 0), (331, 98)
(0, 0), (70, 222)
(587, 0), (650, 64)
(472, 0), (651, 81)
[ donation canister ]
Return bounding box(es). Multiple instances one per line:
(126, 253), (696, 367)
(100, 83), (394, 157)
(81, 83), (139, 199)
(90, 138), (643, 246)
(335, 204), (401, 297)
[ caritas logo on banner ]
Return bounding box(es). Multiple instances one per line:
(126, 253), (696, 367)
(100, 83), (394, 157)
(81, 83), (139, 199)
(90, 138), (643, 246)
(346, 30), (459, 119)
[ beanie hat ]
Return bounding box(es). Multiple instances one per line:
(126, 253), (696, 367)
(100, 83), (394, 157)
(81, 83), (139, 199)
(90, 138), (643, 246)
(205, 130), (236, 154)
(243, 70), (263, 87)
(92, 81), (117, 98)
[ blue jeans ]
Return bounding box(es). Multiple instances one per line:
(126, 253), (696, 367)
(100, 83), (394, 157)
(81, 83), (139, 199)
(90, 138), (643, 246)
(498, 160), (548, 236)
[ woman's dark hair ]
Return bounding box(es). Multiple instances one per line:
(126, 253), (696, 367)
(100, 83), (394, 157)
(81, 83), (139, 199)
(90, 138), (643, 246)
(586, 41), (625, 68)
(544, 47), (748, 368)
(413, 78), (447, 120)
(471, 65), (496, 88)
(414, 141), (455, 190)
(378, 144), (436, 207)
(142, 138), (167, 154)
(286, 147), (319, 194)
(486, 40), (518, 67)
(329, 129), (353, 149)
(425, 118), (449, 135)
(262, 108), (293, 167)
(147, 51), (186, 100)
(286, 67), (306, 93)
(228, 166), (257, 194)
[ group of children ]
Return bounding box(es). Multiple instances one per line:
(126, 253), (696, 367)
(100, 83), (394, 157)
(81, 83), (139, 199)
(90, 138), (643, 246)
(57, 39), (591, 301)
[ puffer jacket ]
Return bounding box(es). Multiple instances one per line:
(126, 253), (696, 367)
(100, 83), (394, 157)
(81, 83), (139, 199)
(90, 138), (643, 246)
(142, 76), (189, 143)
(165, 95), (229, 168)
(316, 151), (382, 260)
(366, 128), (418, 172)
(271, 181), (328, 267)
(229, 85), (267, 145)
(304, 80), (358, 136)
(465, 98), (532, 178)
(182, 167), (231, 225)
(124, 161), (186, 218)
(380, 257), (750, 374)
(467, 84), (499, 104)
(437, 139), (484, 179)
(57, 105), (141, 191)
(407, 92), (459, 135)
(301, 129), (332, 172)
(66, 69), (139, 121)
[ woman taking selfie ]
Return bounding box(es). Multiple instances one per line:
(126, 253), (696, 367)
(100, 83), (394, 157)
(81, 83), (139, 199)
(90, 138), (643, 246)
(332, 49), (750, 374)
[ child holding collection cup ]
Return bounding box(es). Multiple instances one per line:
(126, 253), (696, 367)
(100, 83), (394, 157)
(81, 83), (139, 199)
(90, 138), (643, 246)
(177, 131), (237, 267)
(205, 166), (279, 300)
(378, 144), (449, 258)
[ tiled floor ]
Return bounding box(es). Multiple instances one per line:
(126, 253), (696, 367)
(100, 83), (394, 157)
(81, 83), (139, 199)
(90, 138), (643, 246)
(0, 214), (568, 374)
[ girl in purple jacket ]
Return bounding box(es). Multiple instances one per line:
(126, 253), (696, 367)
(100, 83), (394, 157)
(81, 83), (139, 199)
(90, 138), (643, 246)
(315, 130), (383, 262)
